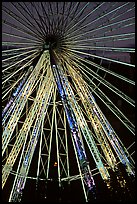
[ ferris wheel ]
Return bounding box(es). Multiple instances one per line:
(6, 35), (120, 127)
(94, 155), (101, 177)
(2, 2), (135, 202)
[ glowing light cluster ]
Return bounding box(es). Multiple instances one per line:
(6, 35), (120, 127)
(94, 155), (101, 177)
(51, 61), (96, 195)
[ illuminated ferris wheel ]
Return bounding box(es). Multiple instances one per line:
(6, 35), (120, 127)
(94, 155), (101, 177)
(2, 2), (135, 202)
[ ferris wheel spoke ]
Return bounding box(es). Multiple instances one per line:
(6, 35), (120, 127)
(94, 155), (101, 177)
(54, 53), (111, 179)
(70, 131), (92, 202)
(39, 3), (51, 34)
(8, 79), (53, 201)
(17, 2), (46, 40)
(61, 2), (73, 30)
(36, 114), (52, 177)
(2, 18), (42, 42)
(3, 2), (44, 40)
(40, 2), (54, 35)
(62, 49), (134, 87)
(75, 37), (135, 48)
(62, 52), (135, 135)
(11, 2), (45, 39)
(2, 48), (39, 63)
(89, 82), (135, 135)
(65, 2), (105, 36)
(69, 53), (135, 107)
(2, 41), (41, 47)
(108, 3), (135, 23)
(67, 2), (81, 19)
(63, 2), (81, 31)
(51, 54), (98, 195)
(2, 62), (32, 86)
(2, 51), (39, 74)
(54, 2), (61, 33)
(2, 52), (49, 156)
(126, 142), (135, 164)
(59, 2), (69, 34)
(48, 2), (57, 34)
(65, 16), (135, 42)
(77, 54), (134, 85)
(2, 46), (41, 56)
(64, 3), (113, 37)
(2, 56), (38, 86)
(49, 2), (58, 32)
(30, 2), (49, 37)
(2, 73), (25, 100)
(2, 32), (42, 44)
(69, 65), (134, 176)
(72, 45), (135, 53)
(68, 48), (135, 67)
(66, 62), (134, 172)
(3, 7), (43, 42)
(92, 24), (135, 41)
(54, 92), (61, 185)
(2, 66), (54, 188)
(65, 33), (135, 45)
(66, 2), (130, 38)
(68, 2), (90, 26)
(36, 135), (47, 179)
(46, 88), (57, 179)
(43, 3), (55, 35)
(66, 3), (116, 39)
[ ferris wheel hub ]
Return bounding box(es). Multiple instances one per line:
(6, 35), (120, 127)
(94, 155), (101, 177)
(43, 34), (60, 50)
